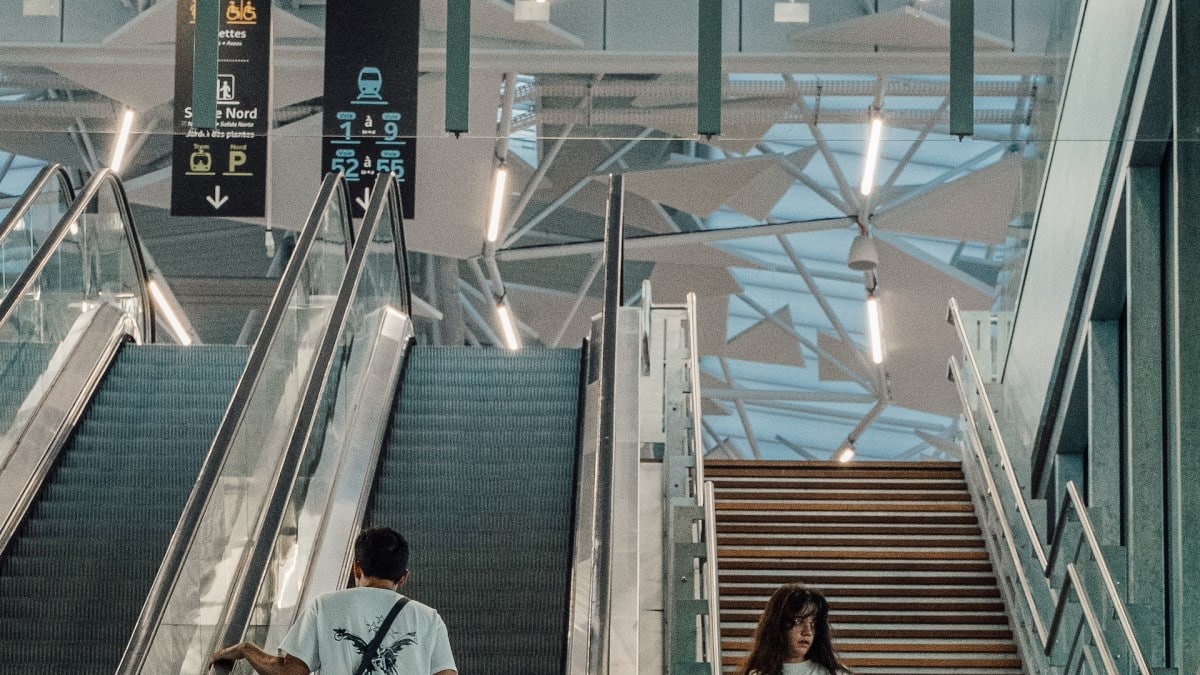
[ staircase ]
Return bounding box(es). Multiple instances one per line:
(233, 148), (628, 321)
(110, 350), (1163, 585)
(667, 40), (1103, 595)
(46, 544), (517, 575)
(364, 346), (582, 675)
(708, 460), (1022, 675)
(0, 344), (247, 673)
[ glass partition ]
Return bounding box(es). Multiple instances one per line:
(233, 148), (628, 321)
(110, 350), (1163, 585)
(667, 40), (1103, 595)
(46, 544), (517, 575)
(133, 174), (352, 674)
(229, 172), (408, 667)
(0, 165), (75, 297)
(0, 168), (149, 464)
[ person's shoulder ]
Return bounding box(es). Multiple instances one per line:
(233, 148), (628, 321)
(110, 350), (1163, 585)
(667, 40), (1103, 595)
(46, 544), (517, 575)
(402, 598), (445, 621)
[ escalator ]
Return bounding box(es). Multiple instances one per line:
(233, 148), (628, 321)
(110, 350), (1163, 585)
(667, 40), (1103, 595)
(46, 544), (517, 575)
(167, 173), (616, 675)
(0, 344), (246, 672)
(0, 170), (356, 675)
(363, 345), (582, 673)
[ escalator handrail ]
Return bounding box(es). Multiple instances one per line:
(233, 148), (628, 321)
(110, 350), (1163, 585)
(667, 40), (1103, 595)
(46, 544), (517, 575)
(0, 167), (155, 343)
(0, 163), (75, 249)
(117, 172), (354, 675)
(206, 171), (409, 672)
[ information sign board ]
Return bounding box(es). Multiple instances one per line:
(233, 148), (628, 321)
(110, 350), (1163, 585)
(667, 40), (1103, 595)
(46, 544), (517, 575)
(171, 0), (272, 217)
(322, 0), (419, 219)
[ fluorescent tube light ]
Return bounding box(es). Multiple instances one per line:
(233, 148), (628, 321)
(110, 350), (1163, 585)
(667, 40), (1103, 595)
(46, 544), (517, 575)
(486, 165), (509, 243)
(149, 279), (193, 346)
(866, 292), (884, 364)
(496, 301), (521, 350)
(859, 115), (884, 196)
(109, 109), (136, 174)
(514, 0), (550, 20)
(773, 2), (810, 23)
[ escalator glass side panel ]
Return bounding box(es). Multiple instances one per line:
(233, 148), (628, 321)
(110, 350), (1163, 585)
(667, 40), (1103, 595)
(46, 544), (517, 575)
(0, 164), (74, 298)
(0, 171), (149, 468)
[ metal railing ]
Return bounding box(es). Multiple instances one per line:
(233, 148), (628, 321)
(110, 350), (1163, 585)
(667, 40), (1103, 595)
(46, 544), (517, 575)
(117, 172), (353, 674)
(947, 297), (1151, 674)
(0, 163), (75, 256)
(0, 167), (153, 341)
(653, 286), (720, 675)
(206, 171), (410, 673)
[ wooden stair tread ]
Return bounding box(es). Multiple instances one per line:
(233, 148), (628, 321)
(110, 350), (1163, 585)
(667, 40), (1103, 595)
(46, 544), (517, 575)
(717, 501), (976, 512)
(720, 586), (1000, 598)
(721, 627), (1014, 640)
(720, 559), (996, 572)
(721, 611), (1008, 623)
(715, 489), (973, 502)
(718, 512), (980, 525)
(719, 548), (989, 560)
(718, 535), (985, 548)
(717, 523), (982, 536)
(708, 479), (970, 491)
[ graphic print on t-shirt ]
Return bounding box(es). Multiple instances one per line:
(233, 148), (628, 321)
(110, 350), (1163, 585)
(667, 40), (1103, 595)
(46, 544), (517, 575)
(332, 611), (418, 675)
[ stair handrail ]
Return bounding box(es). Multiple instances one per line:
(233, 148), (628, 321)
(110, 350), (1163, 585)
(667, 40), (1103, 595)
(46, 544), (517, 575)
(117, 172), (353, 675)
(948, 357), (1048, 646)
(0, 163), (75, 250)
(702, 480), (720, 675)
(948, 297), (1151, 674)
(685, 292), (707, 505)
(206, 171), (410, 673)
(0, 167), (154, 342)
(1046, 482), (1151, 673)
(948, 298), (1045, 568)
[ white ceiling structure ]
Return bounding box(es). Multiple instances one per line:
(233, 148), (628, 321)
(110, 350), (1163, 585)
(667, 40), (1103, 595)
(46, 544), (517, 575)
(0, 0), (1068, 461)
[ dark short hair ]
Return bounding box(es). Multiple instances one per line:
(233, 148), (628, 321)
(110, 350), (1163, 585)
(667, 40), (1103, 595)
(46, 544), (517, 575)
(355, 527), (409, 582)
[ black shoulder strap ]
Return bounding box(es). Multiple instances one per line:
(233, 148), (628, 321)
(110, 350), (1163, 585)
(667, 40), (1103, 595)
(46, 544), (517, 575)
(353, 595), (411, 675)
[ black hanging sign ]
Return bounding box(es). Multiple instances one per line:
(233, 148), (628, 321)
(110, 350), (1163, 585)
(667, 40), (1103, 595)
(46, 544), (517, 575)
(171, 0), (272, 217)
(322, 0), (419, 219)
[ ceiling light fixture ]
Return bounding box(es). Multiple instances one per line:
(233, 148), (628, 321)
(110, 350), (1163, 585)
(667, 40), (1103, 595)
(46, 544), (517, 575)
(486, 163), (509, 243)
(109, 109), (136, 174)
(514, 0), (550, 21)
(848, 233), (879, 271)
(496, 299), (522, 350)
(835, 441), (855, 462)
(859, 108), (884, 196)
(773, 1), (810, 23)
(866, 291), (884, 364)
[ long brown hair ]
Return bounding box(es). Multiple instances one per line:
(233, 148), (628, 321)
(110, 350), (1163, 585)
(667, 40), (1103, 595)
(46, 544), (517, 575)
(735, 583), (849, 675)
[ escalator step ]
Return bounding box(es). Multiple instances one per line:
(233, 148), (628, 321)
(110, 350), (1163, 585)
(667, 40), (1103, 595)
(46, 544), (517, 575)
(0, 343), (247, 673)
(364, 345), (581, 675)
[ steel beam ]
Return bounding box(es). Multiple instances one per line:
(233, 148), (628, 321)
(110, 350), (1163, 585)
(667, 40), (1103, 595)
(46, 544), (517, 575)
(497, 216), (852, 261)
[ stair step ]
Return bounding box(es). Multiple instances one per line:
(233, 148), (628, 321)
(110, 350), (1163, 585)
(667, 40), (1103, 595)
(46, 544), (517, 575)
(717, 523), (982, 536)
(717, 501), (976, 513)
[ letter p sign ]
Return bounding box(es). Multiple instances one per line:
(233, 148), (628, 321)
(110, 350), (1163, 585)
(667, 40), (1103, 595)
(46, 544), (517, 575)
(228, 148), (248, 174)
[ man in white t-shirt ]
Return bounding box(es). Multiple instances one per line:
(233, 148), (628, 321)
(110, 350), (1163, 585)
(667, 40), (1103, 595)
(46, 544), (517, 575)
(210, 528), (457, 675)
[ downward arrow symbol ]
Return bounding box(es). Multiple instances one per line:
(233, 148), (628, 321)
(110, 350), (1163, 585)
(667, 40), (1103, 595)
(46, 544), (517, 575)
(355, 187), (371, 211)
(206, 186), (229, 210)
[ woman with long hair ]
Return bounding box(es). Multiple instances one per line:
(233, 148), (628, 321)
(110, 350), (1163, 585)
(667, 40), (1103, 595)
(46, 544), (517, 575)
(735, 583), (851, 675)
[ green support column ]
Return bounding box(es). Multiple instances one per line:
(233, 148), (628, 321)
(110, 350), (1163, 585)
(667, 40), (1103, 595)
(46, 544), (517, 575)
(192, 0), (219, 130)
(949, 0), (974, 137)
(445, 0), (470, 135)
(1087, 320), (1121, 544)
(1169, 1), (1200, 666)
(697, 0), (722, 137)
(1125, 166), (1167, 664)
